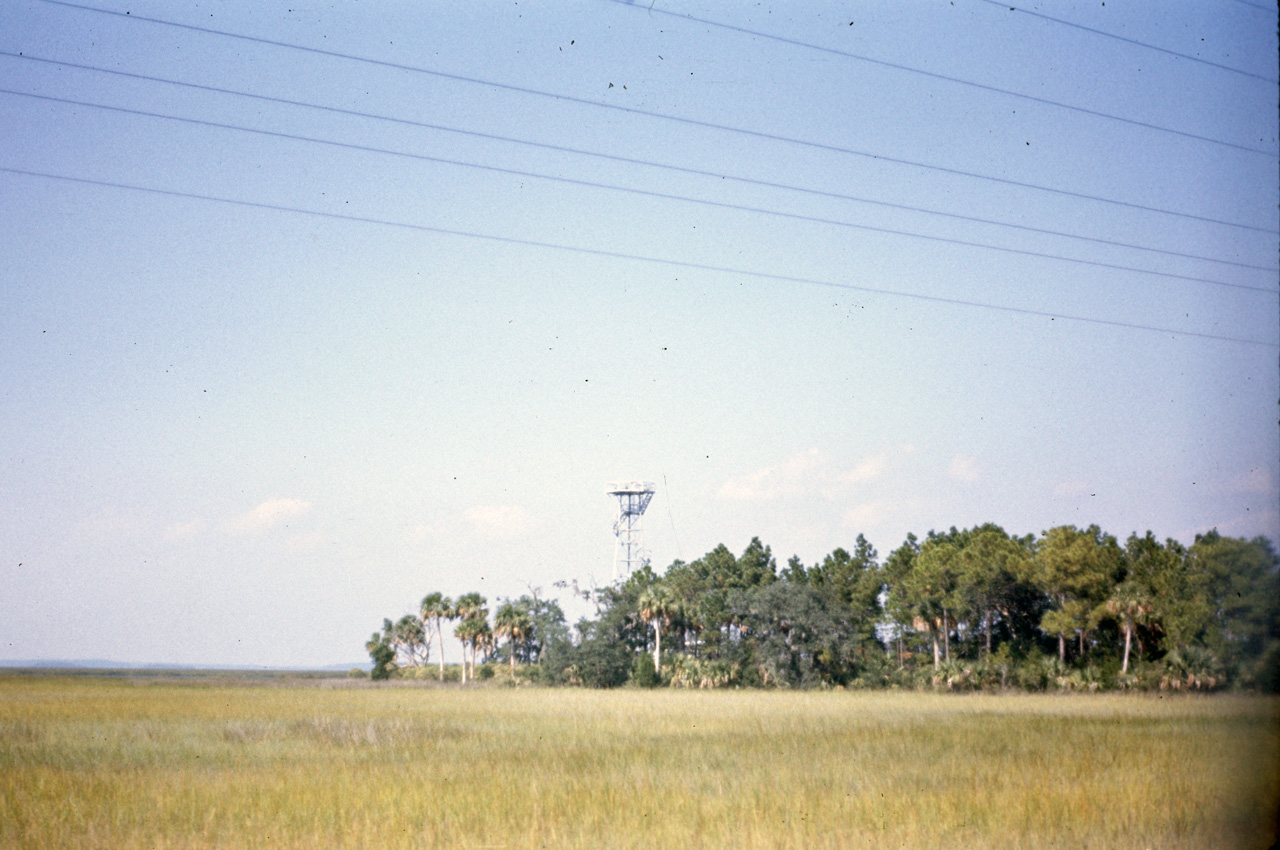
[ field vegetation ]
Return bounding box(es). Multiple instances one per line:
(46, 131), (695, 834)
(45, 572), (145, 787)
(1, 675), (1277, 849)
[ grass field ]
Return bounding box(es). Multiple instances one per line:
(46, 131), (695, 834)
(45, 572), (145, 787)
(1, 676), (1277, 849)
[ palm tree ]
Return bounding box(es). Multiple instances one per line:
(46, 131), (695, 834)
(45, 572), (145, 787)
(473, 622), (494, 673)
(453, 618), (473, 684)
(494, 602), (532, 676)
(454, 615), (488, 684)
(638, 584), (679, 677)
(1160, 645), (1223, 691)
(391, 614), (428, 667)
(1102, 580), (1154, 674)
(905, 540), (958, 668)
(420, 592), (456, 682)
(454, 592), (489, 682)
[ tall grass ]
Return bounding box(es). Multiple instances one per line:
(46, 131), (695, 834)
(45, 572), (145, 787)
(1, 676), (1276, 849)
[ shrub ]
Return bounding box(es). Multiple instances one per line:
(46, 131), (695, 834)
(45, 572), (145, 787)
(1251, 641), (1280, 693)
(667, 656), (739, 689)
(881, 665), (917, 690)
(848, 650), (895, 689)
(632, 653), (659, 688)
(368, 641), (395, 681)
(933, 659), (977, 692)
(549, 636), (631, 688)
(1064, 664), (1105, 692)
(1160, 646), (1224, 692)
(987, 644), (1016, 690)
(1014, 652), (1048, 691)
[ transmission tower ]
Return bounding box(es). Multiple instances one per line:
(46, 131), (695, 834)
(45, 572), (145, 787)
(606, 481), (655, 582)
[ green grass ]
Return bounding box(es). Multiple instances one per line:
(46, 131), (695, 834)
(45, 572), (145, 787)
(1, 676), (1276, 849)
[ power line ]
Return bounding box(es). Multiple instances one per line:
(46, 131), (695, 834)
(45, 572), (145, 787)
(8, 50), (1272, 273)
(1223, 0), (1274, 12)
(974, 0), (1277, 84)
(2, 166), (1274, 349)
(608, 0), (1278, 155)
(31, 0), (1280, 235)
(663, 474), (682, 562)
(8, 87), (1273, 296)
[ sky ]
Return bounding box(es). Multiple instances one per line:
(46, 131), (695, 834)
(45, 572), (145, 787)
(1, 0), (1276, 668)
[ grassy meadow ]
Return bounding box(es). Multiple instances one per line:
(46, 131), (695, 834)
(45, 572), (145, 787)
(1, 676), (1277, 849)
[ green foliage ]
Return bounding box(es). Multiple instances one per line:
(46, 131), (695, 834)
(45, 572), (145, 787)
(1034, 525), (1121, 661)
(666, 655), (739, 688)
(735, 580), (851, 688)
(804, 534), (883, 649)
(419, 592), (454, 679)
(1189, 532), (1280, 665)
(365, 526), (1278, 694)
(1013, 649), (1049, 691)
(558, 634), (631, 689)
(1160, 646), (1225, 692)
(632, 652), (659, 688)
(1249, 641), (1280, 693)
(933, 659), (976, 691)
(365, 632), (395, 681)
(988, 643), (1016, 689)
(494, 601), (533, 668)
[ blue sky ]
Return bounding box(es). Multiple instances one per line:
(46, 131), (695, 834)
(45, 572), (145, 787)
(1, 0), (1276, 667)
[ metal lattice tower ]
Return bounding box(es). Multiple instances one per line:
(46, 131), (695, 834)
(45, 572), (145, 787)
(606, 481), (655, 582)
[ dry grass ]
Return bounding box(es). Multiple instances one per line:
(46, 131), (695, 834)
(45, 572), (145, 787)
(1, 676), (1276, 849)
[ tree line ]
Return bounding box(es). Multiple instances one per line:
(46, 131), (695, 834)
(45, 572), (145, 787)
(367, 525), (1279, 692)
(366, 590), (567, 682)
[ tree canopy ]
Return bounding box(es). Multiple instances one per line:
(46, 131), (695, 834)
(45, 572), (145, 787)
(365, 525), (1279, 693)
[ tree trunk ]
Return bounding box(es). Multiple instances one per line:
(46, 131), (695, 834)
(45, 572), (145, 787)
(654, 621), (663, 677)
(984, 611), (992, 657)
(931, 630), (940, 669)
(1079, 630), (1085, 658)
(1057, 594), (1067, 662)
(1121, 621), (1132, 674)
(460, 640), (467, 685)
(942, 610), (950, 661)
(437, 622), (446, 681)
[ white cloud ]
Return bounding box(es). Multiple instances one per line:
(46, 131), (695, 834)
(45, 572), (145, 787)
(843, 454), (887, 483)
(947, 455), (980, 482)
(226, 498), (312, 534)
(718, 448), (828, 502)
(463, 505), (533, 538)
(838, 443), (914, 485)
(720, 445), (920, 503)
(842, 500), (896, 528)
